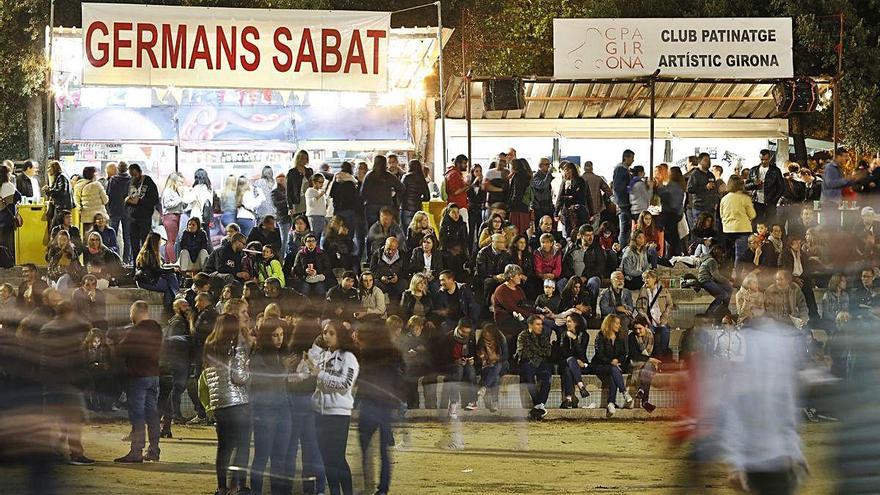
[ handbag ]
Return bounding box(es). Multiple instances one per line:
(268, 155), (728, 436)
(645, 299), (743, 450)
(677, 214), (689, 239)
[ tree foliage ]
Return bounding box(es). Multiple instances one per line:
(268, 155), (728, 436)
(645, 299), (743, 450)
(1, 0), (878, 160)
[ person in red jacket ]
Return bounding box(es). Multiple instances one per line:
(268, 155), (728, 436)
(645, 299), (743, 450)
(533, 233), (562, 285)
(491, 263), (536, 362)
(444, 154), (470, 232)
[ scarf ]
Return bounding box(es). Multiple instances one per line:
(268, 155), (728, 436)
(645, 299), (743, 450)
(381, 249), (400, 265)
(634, 330), (654, 357)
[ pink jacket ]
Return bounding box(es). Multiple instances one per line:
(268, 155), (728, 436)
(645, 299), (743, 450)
(533, 247), (562, 279)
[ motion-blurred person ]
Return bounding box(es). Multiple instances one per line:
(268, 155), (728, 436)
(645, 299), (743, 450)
(158, 299), (192, 438)
(114, 301), (162, 463)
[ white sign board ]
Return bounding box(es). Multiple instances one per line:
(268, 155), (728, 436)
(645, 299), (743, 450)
(81, 3), (391, 91)
(554, 18), (793, 79)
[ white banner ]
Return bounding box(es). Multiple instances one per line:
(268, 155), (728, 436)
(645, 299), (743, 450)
(554, 18), (793, 79)
(81, 3), (391, 91)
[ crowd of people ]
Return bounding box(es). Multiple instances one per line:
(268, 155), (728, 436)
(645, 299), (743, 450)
(1, 145), (879, 495)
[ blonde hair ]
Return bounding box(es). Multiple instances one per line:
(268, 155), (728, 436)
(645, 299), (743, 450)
(264, 302), (282, 319)
(408, 273), (428, 295)
(600, 314), (621, 340)
(235, 176), (251, 207)
(408, 211), (430, 232)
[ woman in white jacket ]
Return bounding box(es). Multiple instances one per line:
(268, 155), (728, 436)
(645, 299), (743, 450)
(74, 166), (109, 233)
(305, 320), (359, 495)
(235, 176), (265, 238)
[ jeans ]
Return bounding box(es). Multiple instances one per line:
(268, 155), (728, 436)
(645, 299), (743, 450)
(220, 211), (237, 229)
(214, 404), (252, 490)
(187, 363), (206, 419)
(652, 325), (671, 360)
(634, 361), (657, 401)
(731, 232), (751, 277)
(618, 207), (632, 246)
(251, 404), (292, 495)
(519, 361), (552, 407)
(561, 356), (589, 397)
(358, 399), (394, 494)
(442, 364), (477, 406)
(237, 217), (256, 238)
(299, 280), (327, 299)
(138, 272), (181, 308)
(593, 364), (626, 406)
(285, 393), (326, 495)
(109, 215), (132, 263)
(158, 366), (188, 424)
(127, 376), (160, 456)
(702, 280), (733, 317)
(129, 217), (152, 261)
(162, 213), (181, 262)
(316, 415), (353, 495)
(660, 211), (683, 257)
(480, 363), (503, 389)
(308, 215), (327, 243)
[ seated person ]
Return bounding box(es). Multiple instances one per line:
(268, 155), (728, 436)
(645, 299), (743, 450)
(556, 313), (591, 409)
(206, 232), (250, 286)
(256, 244), (285, 286)
(599, 271), (635, 330)
(368, 236), (408, 304)
(475, 233), (513, 305)
(591, 314), (633, 418)
(491, 263), (535, 341)
(16, 264), (49, 312)
(181, 272), (212, 308)
(247, 214), (283, 259)
(82, 232), (123, 283)
(533, 233), (563, 287)
(50, 209), (83, 253)
(324, 271), (360, 320)
(399, 273), (435, 323)
(627, 316), (661, 413)
(634, 269), (673, 361)
(437, 204), (471, 265)
(559, 224), (604, 299)
(435, 318), (478, 419)
(698, 244), (733, 322)
(46, 230), (83, 290)
(467, 323), (508, 412)
(71, 274), (108, 331)
(262, 276), (305, 317)
(135, 232), (181, 309)
(285, 215), (312, 259)
(400, 316), (434, 409)
(408, 234), (445, 290)
(529, 215), (566, 252)
(357, 271), (388, 320)
(404, 211), (437, 254)
(850, 268), (879, 317)
(515, 315), (552, 420)
(177, 217), (211, 275)
(763, 269), (808, 328)
(290, 233), (331, 298)
(322, 215), (358, 273)
(366, 207), (405, 257)
(89, 212), (118, 254)
(478, 213), (515, 251)
(433, 270), (480, 333)
(534, 279), (562, 315)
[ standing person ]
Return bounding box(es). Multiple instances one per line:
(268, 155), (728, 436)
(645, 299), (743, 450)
(745, 150), (785, 226)
(531, 158), (555, 232)
(249, 318), (291, 495)
(613, 150), (635, 245)
(357, 321), (405, 495)
(16, 159), (40, 202)
(254, 166), (277, 221)
(158, 298), (191, 438)
(444, 154), (471, 233)
(235, 176), (265, 238)
(160, 172), (186, 263)
(205, 313), (252, 494)
(627, 166), (652, 220)
(687, 153), (720, 227)
(272, 173), (292, 256)
(106, 162), (132, 262)
(304, 174), (329, 243)
(125, 163), (160, 259)
(114, 301), (162, 463)
(821, 147), (852, 229)
(515, 315), (552, 420)
(219, 175), (239, 228)
(361, 155), (404, 230)
(287, 150), (314, 219)
(181, 168), (214, 241)
(44, 160), (73, 236)
(507, 158), (533, 236)
(592, 314), (633, 417)
(0, 165), (20, 259)
(483, 154), (510, 207)
(720, 175), (757, 279)
(582, 161), (612, 226)
(74, 166), (109, 233)
(328, 162), (363, 256)
(187, 292), (216, 425)
(555, 161), (591, 238)
(467, 163), (486, 237)
(305, 321), (360, 495)
(39, 300), (94, 465)
(400, 159), (430, 231)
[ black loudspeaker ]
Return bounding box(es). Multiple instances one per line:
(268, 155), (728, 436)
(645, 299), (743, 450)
(483, 79), (525, 111)
(773, 78), (819, 115)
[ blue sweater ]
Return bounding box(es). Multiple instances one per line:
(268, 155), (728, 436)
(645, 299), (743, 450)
(821, 160), (849, 203)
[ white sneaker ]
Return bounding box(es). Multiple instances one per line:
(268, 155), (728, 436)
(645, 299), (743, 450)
(606, 402), (616, 417)
(534, 403), (547, 411)
(580, 401), (597, 409)
(622, 391), (634, 408)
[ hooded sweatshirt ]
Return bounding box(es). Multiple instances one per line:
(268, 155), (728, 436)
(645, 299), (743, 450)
(312, 346), (360, 416)
(533, 246), (562, 279)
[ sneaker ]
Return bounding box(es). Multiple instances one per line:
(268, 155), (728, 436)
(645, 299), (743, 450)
(802, 407), (819, 423)
(559, 399), (573, 409)
(642, 401), (656, 413)
(816, 412), (839, 422)
(159, 429), (173, 439)
(68, 454), (96, 466)
(581, 401), (597, 409)
(187, 415), (208, 426)
(606, 402), (617, 418)
(622, 391), (634, 408)
(143, 451), (160, 462)
(578, 386), (590, 399)
(113, 452), (143, 463)
(637, 389), (646, 401)
(535, 404), (548, 419)
(463, 401), (477, 411)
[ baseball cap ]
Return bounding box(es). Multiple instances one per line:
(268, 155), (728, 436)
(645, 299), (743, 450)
(543, 279), (556, 288)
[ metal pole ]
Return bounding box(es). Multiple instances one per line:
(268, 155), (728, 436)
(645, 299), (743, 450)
(436, 1), (447, 168)
(465, 71), (472, 165)
(44, 0), (55, 169)
(649, 79), (656, 182)
(833, 78), (839, 153)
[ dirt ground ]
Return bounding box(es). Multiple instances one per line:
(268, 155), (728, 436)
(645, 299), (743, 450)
(2, 419), (836, 495)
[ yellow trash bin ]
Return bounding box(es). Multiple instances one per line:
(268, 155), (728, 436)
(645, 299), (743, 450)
(15, 204), (49, 266)
(422, 201), (447, 232)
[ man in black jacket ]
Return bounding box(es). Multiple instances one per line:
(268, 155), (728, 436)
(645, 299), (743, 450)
(263, 276), (307, 317)
(368, 236), (408, 303)
(208, 232), (248, 286)
(686, 153), (719, 224)
(16, 159), (40, 201)
(107, 161), (133, 263)
(158, 299), (191, 436)
(475, 234), (512, 306)
(247, 214), (283, 258)
(125, 163), (159, 258)
(560, 225), (604, 301)
(745, 149), (785, 225)
(433, 270), (481, 332)
(187, 292), (215, 424)
(271, 174), (292, 257)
